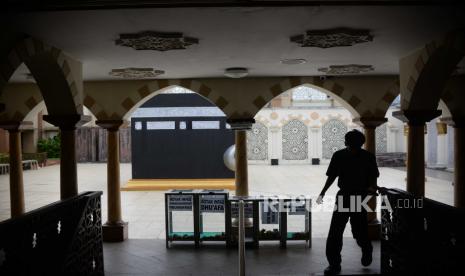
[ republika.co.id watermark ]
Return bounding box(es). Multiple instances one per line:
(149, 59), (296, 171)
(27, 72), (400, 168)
(260, 195), (423, 213)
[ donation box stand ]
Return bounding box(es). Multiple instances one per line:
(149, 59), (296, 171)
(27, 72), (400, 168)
(198, 189), (230, 246)
(165, 189), (229, 248)
(165, 191), (311, 249)
(165, 190), (197, 248)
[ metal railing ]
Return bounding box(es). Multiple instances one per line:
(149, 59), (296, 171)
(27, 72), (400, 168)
(238, 200), (245, 276)
(0, 191), (104, 276)
(379, 188), (465, 275)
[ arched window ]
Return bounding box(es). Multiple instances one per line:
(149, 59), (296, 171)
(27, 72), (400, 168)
(291, 86), (328, 101)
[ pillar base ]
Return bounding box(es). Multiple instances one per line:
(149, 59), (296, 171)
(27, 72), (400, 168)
(367, 219), (381, 240)
(102, 221), (128, 242)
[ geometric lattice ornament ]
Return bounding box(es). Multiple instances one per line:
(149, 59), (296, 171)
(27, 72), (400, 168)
(247, 122), (268, 160)
(322, 119), (348, 159)
(282, 119), (308, 160)
(376, 123), (388, 153)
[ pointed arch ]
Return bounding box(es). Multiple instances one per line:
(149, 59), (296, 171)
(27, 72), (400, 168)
(0, 34), (83, 117)
(255, 77), (361, 118)
(400, 29), (465, 111)
(103, 80), (224, 121)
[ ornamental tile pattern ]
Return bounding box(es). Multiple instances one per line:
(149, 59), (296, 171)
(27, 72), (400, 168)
(115, 31), (198, 51)
(376, 123), (388, 153)
(290, 28), (373, 49)
(247, 122), (268, 160)
(282, 120), (308, 160)
(322, 119), (348, 159)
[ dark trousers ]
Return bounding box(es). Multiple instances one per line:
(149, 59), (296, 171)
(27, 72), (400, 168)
(326, 192), (373, 266)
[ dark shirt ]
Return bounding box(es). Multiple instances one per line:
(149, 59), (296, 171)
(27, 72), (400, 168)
(326, 148), (380, 193)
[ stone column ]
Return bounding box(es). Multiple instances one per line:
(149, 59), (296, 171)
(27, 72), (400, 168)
(393, 110), (441, 197)
(97, 120), (128, 242)
(442, 117), (465, 208)
(269, 126), (280, 161)
(228, 119), (255, 197)
(388, 127), (399, 152)
(436, 122), (448, 168)
(310, 127), (320, 160)
(43, 115), (90, 199)
(235, 130), (249, 196)
(454, 124), (465, 208)
(353, 117), (387, 240)
(0, 121), (31, 217)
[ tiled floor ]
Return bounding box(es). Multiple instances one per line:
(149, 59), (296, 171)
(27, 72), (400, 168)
(103, 238), (380, 276)
(0, 163), (454, 238)
(0, 163), (454, 275)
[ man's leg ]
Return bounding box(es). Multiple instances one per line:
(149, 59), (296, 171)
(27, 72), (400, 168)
(326, 208), (349, 267)
(349, 207), (373, 265)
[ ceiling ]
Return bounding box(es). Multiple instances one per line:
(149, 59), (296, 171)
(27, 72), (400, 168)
(4, 5), (465, 81)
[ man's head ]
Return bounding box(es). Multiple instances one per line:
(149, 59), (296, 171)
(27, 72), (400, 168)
(345, 130), (365, 149)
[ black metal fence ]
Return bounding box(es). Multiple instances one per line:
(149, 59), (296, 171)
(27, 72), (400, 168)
(380, 188), (465, 275)
(0, 191), (104, 276)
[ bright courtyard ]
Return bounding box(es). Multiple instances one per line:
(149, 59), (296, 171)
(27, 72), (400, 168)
(0, 164), (454, 239)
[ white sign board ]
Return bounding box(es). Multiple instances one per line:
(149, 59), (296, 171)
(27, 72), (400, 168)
(261, 202), (279, 224)
(288, 201), (307, 215)
(200, 195), (225, 213)
(231, 203), (254, 218)
(169, 195), (193, 211)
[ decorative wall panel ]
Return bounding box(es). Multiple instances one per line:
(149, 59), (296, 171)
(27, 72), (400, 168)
(282, 119), (308, 160)
(247, 122), (268, 160)
(322, 119), (347, 159)
(376, 123), (388, 153)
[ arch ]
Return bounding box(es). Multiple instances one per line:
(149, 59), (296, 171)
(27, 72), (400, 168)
(369, 79), (400, 118)
(0, 35), (82, 117)
(114, 80), (222, 121)
(438, 99), (452, 119)
(401, 29), (465, 111)
(440, 76), (465, 120)
(253, 77), (361, 118)
(23, 100), (97, 127)
(0, 82), (43, 121)
(282, 119), (308, 160)
(322, 118), (348, 159)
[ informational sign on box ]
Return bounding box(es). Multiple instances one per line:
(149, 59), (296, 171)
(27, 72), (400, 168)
(231, 203), (254, 218)
(169, 195), (193, 211)
(261, 202), (279, 224)
(200, 195), (225, 213)
(288, 201), (307, 215)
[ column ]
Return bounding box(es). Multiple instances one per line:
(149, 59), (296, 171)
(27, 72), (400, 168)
(0, 122), (31, 217)
(228, 119), (255, 197)
(443, 118), (465, 208)
(388, 127), (399, 152)
(436, 122), (448, 167)
(454, 123), (465, 207)
(43, 115), (90, 199)
(310, 127), (320, 161)
(270, 126), (280, 163)
(353, 117), (387, 240)
(235, 130), (249, 196)
(393, 110), (441, 197)
(97, 120), (128, 242)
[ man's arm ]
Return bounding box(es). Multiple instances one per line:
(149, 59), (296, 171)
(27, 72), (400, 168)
(317, 175), (337, 204)
(367, 177), (378, 194)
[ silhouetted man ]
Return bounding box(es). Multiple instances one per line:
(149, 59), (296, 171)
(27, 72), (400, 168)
(317, 130), (379, 275)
